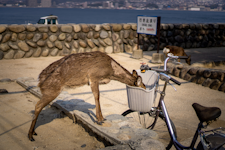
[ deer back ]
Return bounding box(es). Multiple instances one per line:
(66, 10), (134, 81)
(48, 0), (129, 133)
(166, 45), (186, 56)
(38, 51), (145, 90)
(38, 52), (116, 88)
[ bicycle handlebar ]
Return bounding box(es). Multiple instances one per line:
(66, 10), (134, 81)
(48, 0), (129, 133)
(149, 68), (167, 73)
(167, 54), (188, 60)
(160, 72), (181, 85)
(169, 76), (181, 85)
(140, 54), (184, 85)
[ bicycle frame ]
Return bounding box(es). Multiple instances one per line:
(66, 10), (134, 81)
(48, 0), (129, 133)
(154, 55), (200, 149)
(158, 75), (203, 150)
(141, 54), (225, 150)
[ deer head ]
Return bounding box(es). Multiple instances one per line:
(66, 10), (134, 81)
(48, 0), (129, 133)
(132, 70), (146, 89)
(186, 55), (191, 65)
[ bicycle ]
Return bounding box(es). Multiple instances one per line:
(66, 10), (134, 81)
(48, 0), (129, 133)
(122, 54), (225, 150)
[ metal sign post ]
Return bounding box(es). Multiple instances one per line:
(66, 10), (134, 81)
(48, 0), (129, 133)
(156, 16), (161, 53)
(137, 16), (163, 63)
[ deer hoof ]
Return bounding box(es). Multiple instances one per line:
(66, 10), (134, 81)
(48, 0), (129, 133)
(33, 131), (37, 136)
(96, 119), (106, 125)
(28, 134), (35, 141)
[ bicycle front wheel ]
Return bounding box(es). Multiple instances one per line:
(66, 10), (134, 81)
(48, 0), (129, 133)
(122, 109), (177, 149)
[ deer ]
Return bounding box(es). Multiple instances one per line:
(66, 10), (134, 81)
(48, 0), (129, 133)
(163, 45), (191, 65)
(28, 51), (146, 141)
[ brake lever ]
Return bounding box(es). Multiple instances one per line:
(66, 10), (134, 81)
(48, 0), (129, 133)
(168, 81), (177, 91)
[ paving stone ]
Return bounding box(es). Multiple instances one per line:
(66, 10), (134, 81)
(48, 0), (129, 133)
(4, 50), (14, 59)
(42, 48), (50, 57)
(73, 24), (81, 32)
(8, 42), (18, 50)
(2, 33), (11, 43)
(18, 41), (29, 52)
(0, 25), (6, 33)
(24, 49), (34, 58)
(218, 82), (225, 92)
(38, 25), (48, 32)
(26, 25), (36, 32)
(8, 25), (25, 33)
(0, 43), (10, 51)
(209, 79), (221, 90)
(50, 48), (58, 56)
(100, 30), (109, 39)
(18, 33), (26, 40)
(33, 33), (42, 42)
(11, 33), (17, 41)
(14, 50), (25, 59)
(112, 24), (122, 32)
(33, 47), (42, 57)
(61, 25), (72, 33)
(202, 78), (213, 87)
(49, 25), (58, 33)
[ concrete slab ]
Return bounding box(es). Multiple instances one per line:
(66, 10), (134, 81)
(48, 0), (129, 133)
(16, 77), (164, 150)
(151, 53), (165, 64)
(132, 49), (143, 59)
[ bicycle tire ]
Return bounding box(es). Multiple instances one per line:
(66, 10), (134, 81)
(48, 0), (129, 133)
(122, 109), (177, 150)
(196, 142), (204, 150)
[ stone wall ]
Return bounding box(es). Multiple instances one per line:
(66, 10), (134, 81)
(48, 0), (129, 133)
(140, 23), (225, 51)
(0, 23), (225, 59)
(167, 61), (225, 92)
(0, 24), (138, 59)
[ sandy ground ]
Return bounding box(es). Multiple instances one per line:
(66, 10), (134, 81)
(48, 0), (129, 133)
(0, 81), (105, 150)
(0, 56), (107, 150)
(0, 49), (225, 149)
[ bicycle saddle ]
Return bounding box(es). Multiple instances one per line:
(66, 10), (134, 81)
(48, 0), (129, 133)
(192, 103), (221, 123)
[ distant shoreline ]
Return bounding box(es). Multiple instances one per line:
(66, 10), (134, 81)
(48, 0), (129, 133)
(0, 6), (225, 12)
(1, 8), (225, 25)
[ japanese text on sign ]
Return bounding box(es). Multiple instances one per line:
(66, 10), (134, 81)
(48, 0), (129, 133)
(137, 16), (157, 35)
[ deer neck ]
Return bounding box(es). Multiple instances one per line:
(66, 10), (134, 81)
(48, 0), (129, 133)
(110, 60), (136, 86)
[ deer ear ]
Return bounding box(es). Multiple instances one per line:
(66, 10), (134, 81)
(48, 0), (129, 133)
(132, 70), (138, 78)
(135, 76), (146, 89)
(136, 76), (142, 86)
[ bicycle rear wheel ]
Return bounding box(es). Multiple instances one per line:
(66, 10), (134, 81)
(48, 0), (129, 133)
(122, 109), (177, 149)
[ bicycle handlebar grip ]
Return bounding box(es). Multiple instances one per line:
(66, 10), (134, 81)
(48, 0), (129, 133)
(170, 77), (181, 85)
(178, 56), (189, 59)
(151, 68), (166, 72)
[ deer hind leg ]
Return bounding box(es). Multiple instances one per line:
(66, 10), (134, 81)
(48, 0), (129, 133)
(90, 82), (105, 125)
(28, 90), (60, 141)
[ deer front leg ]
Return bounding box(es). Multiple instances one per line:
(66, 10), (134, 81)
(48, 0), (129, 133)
(28, 99), (49, 141)
(28, 91), (60, 141)
(90, 82), (105, 125)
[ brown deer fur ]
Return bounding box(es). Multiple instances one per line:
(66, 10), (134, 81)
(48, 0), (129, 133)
(28, 51), (146, 141)
(163, 45), (191, 65)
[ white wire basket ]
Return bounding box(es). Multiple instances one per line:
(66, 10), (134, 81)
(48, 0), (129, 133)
(126, 70), (159, 112)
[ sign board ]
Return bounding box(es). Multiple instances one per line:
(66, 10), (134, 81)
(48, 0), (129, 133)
(137, 16), (158, 35)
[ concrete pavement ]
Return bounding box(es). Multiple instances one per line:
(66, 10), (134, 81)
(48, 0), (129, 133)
(1, 47), (225, 149)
